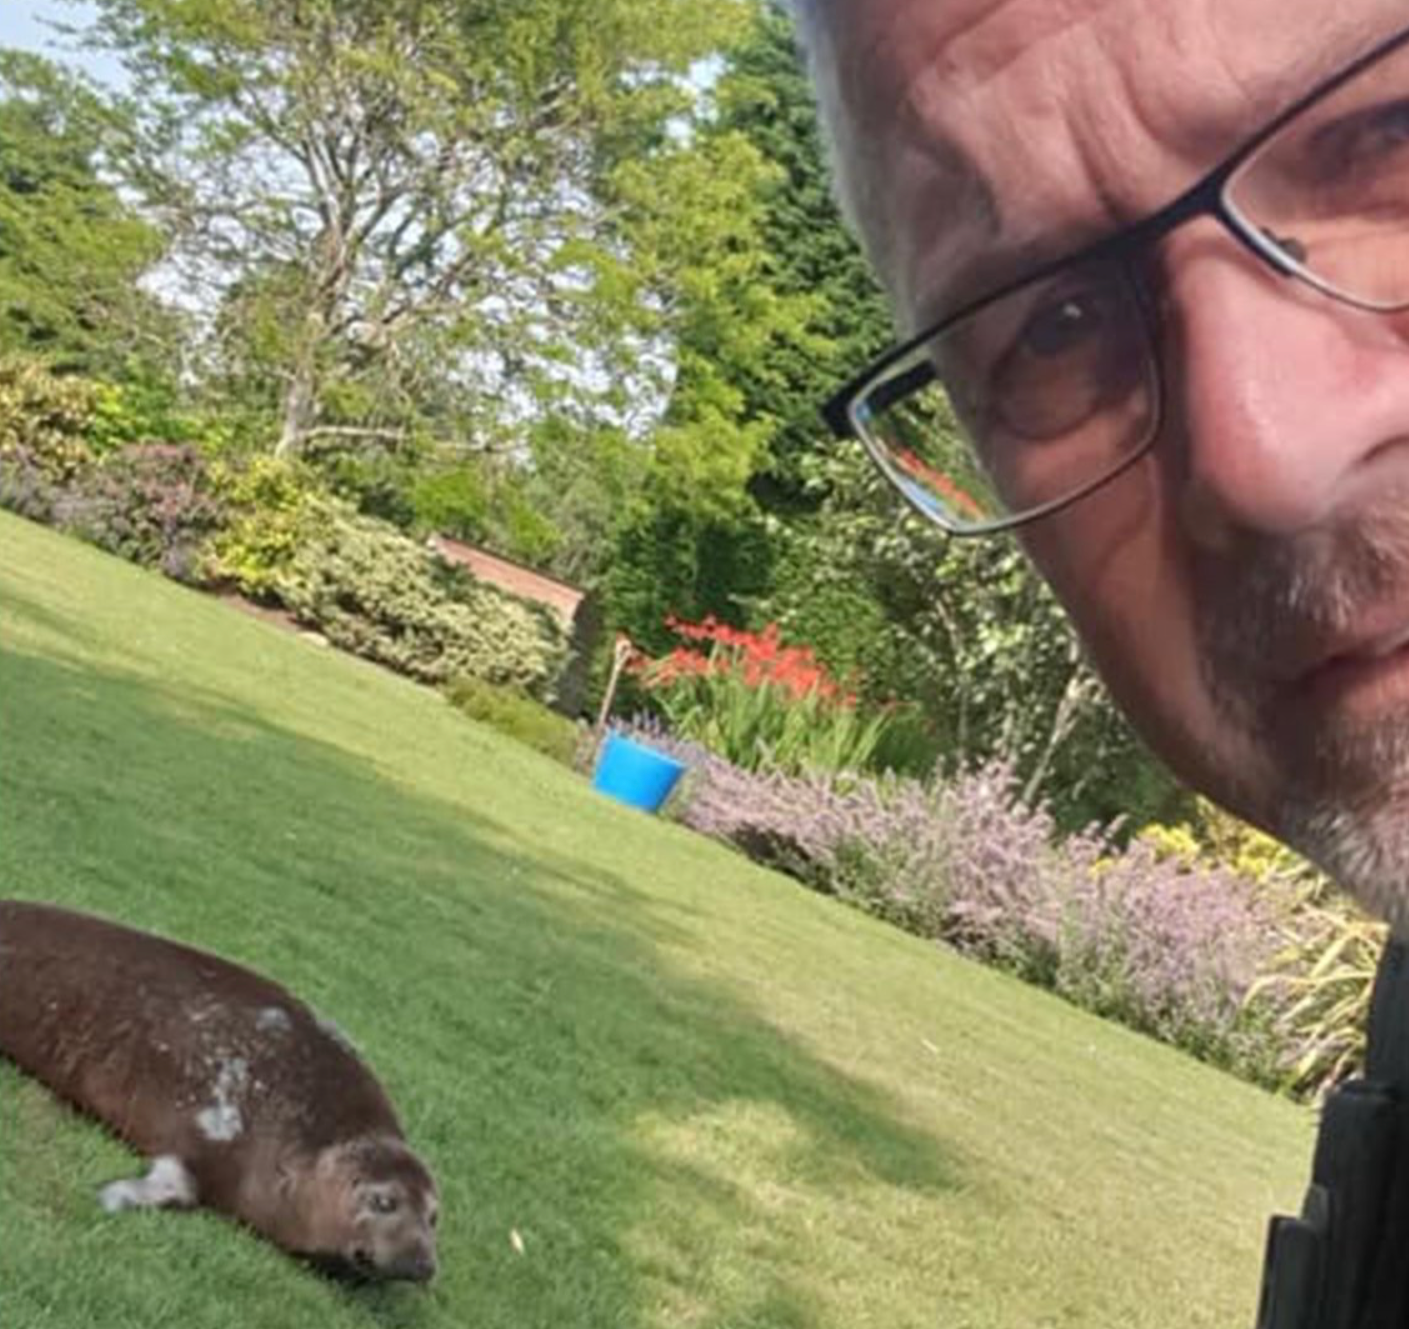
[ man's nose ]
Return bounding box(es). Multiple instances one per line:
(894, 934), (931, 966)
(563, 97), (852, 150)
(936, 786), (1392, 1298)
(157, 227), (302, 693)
(1158, 227), (1409, 549)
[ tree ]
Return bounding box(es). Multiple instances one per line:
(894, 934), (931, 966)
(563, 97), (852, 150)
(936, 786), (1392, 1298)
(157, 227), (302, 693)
(0, 49), (167, 376)
(709, 1), (894, 514)
(78, 0), (755, 456)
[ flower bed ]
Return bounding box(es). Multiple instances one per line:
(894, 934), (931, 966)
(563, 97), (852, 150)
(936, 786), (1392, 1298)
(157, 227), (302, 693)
(627, 718), (1360, 1098)
(630, 615), (924, 776)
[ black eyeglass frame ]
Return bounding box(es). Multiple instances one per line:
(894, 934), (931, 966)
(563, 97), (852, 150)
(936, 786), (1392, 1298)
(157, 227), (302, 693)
(822, 19), (1409, 535)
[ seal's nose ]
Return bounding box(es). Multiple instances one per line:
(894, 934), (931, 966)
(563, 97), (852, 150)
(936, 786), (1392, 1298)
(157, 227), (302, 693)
(401, 1248), (437, 1283)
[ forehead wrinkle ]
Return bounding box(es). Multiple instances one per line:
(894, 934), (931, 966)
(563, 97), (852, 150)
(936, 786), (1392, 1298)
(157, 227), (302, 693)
(929, 0), (1121, 93)
(884, 3), (1143, 297)
(838, 2), (1084, 231)
(849, 0), (1109, 108)
(898, 80), (998, 238)
(877, 0), (1115, 214)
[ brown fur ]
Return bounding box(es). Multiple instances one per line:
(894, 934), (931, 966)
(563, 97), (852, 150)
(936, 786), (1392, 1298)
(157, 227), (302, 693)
(0, 901), (438, 1282)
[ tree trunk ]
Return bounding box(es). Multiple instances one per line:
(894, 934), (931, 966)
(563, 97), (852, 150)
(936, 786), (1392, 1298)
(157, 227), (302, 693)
(273, 314), (324, 458)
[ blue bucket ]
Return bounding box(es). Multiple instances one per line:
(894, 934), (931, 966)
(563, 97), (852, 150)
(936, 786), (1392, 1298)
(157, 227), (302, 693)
(591, 732), (688, 813)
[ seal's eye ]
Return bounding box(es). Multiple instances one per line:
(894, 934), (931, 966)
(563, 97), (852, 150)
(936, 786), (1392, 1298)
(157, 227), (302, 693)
(369, 1192), (399, 1215)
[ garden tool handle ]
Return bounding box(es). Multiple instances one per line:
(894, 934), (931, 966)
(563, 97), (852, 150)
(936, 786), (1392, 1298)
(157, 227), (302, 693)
(1256, 938), (1409, 1329)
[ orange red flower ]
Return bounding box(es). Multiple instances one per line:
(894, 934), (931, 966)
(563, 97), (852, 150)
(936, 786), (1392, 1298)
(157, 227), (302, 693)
(639, 616), (855, 706)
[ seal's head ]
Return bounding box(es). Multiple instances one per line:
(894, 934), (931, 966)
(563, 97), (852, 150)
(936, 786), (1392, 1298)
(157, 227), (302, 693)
(313, 1136), (439, 1283)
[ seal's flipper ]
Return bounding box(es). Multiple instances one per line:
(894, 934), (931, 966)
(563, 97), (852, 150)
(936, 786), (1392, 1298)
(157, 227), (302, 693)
(99, 1155), (198, 1213)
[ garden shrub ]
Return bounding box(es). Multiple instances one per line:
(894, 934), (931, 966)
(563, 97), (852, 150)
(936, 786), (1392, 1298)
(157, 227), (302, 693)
(1140, 796), (1322, 891)
(0, 447), (63, 522)
(84, 378), (226, 457)
(444, 676), (583, 765)
(1137, 797), (1381, 1092)
(0, 356), (101, 487)
(1050, 839), (1282, 1079)
(0, 362), (239, 534)
(54, 442), (228, 583)
(274, 499), (568, 697)
(1250, 889), (1385, 1097)
(204, 454), (324, 598)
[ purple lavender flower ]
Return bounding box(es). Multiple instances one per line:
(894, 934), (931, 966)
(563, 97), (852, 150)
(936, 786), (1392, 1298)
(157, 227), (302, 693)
(627, 722), (1295, 1089)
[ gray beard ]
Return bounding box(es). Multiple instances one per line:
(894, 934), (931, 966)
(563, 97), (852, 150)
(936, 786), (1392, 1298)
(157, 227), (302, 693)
(1196, 500), (1409, 926)
(1280, 785), (1409, 932)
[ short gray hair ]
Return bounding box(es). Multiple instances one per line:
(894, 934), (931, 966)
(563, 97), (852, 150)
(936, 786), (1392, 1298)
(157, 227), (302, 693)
(785, 0), (821, 44)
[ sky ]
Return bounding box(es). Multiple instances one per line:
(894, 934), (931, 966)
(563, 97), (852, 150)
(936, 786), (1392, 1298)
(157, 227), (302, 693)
(0, 0), (125, 85)
(0, 0), (63, 56)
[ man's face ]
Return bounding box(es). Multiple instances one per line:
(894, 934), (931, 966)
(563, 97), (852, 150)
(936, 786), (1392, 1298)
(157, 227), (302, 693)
(820, 0), (1409, 922)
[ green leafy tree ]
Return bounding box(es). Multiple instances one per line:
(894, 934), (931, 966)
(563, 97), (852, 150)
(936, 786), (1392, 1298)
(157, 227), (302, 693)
(79, 0), (755, 457)
(510, 418), (646, 586)
(450, 119), (801, 592)
(709, 1), (893, 513)
(590, 7), (841, 642)
(0, 50), (167, 375)
(603, 494), (776, 659)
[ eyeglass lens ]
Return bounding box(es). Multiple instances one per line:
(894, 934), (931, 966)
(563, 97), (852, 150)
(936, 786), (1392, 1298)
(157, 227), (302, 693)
(1228, 42), (1409, 312)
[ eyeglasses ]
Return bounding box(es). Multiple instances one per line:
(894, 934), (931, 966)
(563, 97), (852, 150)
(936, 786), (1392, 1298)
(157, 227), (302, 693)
(823, 22), (1409, 535)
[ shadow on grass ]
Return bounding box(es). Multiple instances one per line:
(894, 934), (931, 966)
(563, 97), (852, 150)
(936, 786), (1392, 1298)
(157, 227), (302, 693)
(0, 637), (964, 1329)
(0, 577), (109, 650)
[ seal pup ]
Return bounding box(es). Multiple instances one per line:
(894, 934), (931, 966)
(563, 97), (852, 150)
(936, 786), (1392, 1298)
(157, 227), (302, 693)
(0, 900), (438, 1282)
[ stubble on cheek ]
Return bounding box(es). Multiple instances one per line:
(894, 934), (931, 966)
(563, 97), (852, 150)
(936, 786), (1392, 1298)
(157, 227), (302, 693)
(1195, 504), (1409, 922)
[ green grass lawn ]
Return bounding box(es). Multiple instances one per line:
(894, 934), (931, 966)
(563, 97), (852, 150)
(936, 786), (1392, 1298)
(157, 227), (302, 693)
(0, 509), (1311, 1328)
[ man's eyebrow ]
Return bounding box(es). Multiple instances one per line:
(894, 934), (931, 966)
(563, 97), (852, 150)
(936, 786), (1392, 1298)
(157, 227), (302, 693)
(895, 134), (1008, 327)
(904, 159), (1089, 332)
(913, 138), (1001, 235)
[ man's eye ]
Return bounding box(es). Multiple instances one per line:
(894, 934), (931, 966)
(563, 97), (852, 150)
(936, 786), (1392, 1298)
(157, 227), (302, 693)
(1344, 102), (1409, 159)
(1015, 290), (1110, 360)
(1310, 100), (1409, 178)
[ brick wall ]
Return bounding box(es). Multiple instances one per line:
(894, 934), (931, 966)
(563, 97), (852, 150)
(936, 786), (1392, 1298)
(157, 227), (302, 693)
(429, 535), (585, 627)
(428, 535), (599, 714)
